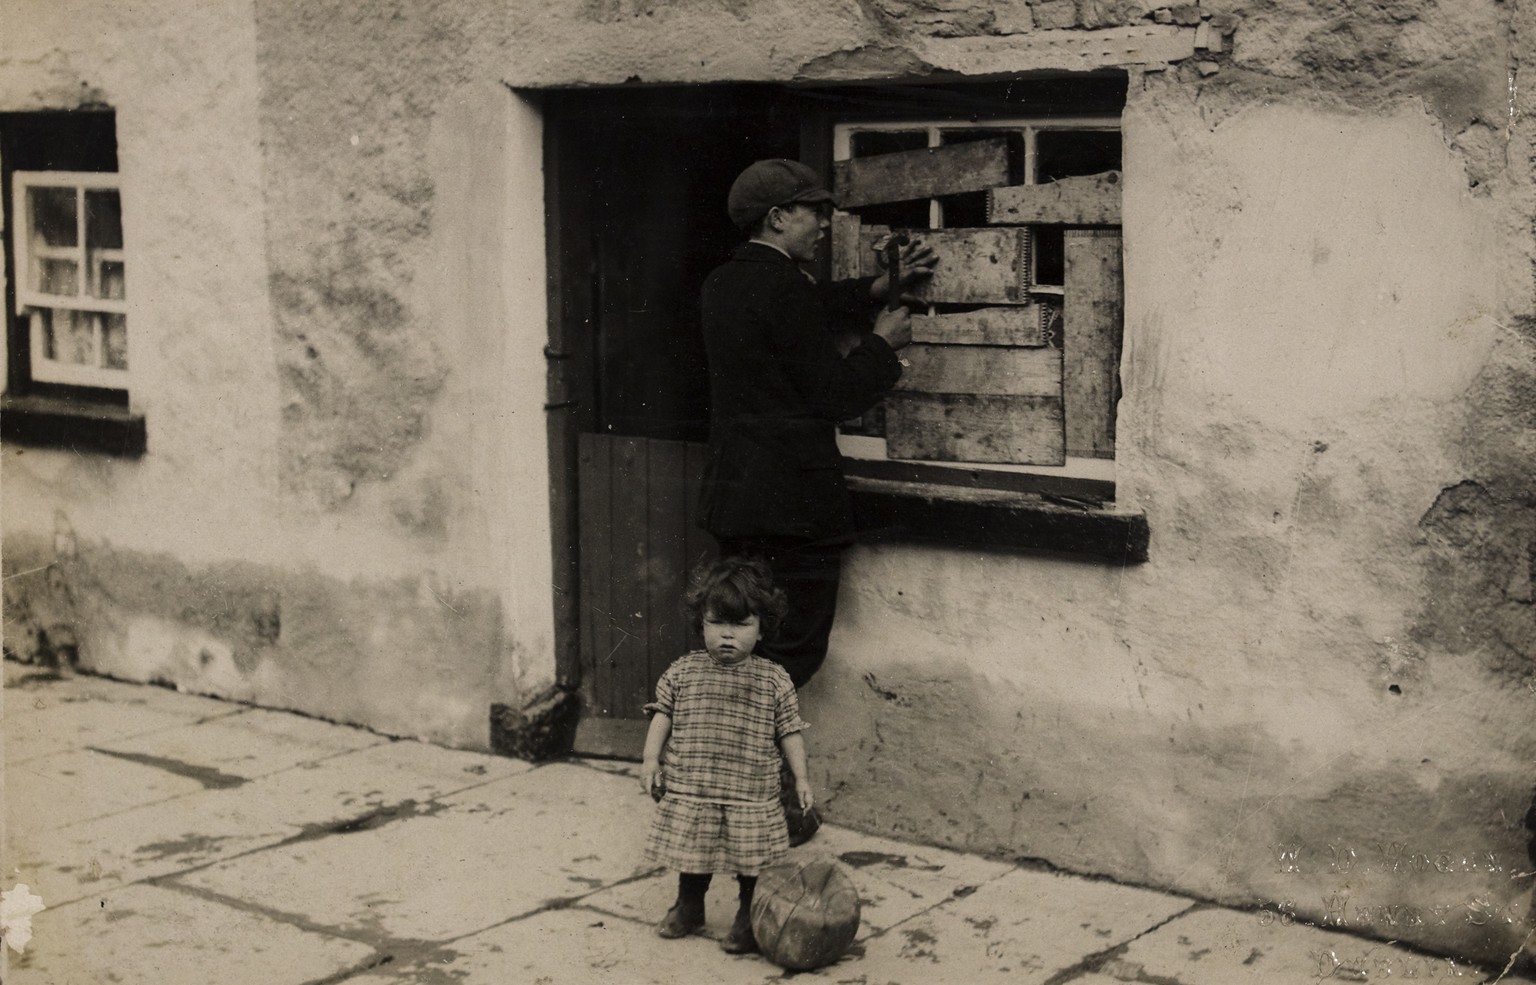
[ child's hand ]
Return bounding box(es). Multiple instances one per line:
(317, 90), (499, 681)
(795, 777), (814, 811)
(640, 761), (663, 800)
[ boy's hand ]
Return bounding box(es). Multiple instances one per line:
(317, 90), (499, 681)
(795, 777), (815, 812)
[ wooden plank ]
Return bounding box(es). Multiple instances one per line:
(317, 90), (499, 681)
(834, 137), (1012, 209)
(608, 435), (651, 719)
(894, 343), (1062, 396)
(571, 716), (649, 760)
(682, 439), (712, 656)
(830, 212), (861, 282)
(576, 432), (614, 717)
(856, 225), (1029, 304)
(646, 438), (690, 702)
(886, 392), (1065, 465)
(986, 171), (1121, 225)
(1063, 229), (1123, 459)
(911, 306), (1046, 347)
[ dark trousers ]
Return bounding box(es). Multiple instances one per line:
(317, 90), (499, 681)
(715, 536), (843, 688)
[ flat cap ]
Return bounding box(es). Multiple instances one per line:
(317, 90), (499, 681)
(727, 159), (835, 230)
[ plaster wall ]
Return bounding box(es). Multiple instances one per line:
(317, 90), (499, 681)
(3, 0), (1533, 966)
(1, 1), (555, 747)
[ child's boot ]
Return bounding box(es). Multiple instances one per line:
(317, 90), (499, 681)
(658, 873), (709, 939)
(721, 875), (758, 954)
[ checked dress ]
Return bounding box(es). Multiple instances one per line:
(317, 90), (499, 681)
(643, 651), (807, 875)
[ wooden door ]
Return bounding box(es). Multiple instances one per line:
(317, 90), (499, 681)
(573, 433), (714, 756)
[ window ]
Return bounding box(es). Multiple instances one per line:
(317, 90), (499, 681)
(829, 116), (1123, 479)
(13, 171), (129, 388)
(1, 110), (144, 455)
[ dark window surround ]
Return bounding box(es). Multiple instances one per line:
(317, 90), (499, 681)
(1, 393), (146, 456)
(1, 109), (141, 456)
(845, 459), (1147, 564)
(544, 79), (1146, 565)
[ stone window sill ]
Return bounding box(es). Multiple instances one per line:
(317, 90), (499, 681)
(848, 474), (1148, 564)
(1, 394), (146, 457)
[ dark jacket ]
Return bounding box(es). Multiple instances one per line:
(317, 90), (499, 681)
(697, 242), (901, 542)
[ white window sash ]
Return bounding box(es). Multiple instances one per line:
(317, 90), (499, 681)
(11, 169), (129, 388)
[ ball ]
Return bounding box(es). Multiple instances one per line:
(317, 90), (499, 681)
(750, 860), (861, 970)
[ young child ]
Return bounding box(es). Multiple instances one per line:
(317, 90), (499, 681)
(640, 557), (814, 954)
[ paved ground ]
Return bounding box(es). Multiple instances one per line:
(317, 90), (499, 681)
(4, 662), (1532, 984)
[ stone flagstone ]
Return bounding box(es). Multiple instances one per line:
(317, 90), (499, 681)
(4, 884), (377, 985)
(851, 865), (1196, 984)
(170, 762), (653, 943)
(6, 737), (532, 908)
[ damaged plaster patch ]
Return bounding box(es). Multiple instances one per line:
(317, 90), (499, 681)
(796, 43), (938, 81)
(1416, 480), (1536, 685)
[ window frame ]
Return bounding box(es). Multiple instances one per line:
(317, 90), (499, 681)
(830, 114), (1122, 485)
(11, 169), (130, 390)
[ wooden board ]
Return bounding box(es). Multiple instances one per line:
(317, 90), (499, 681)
(830, 212), (862, 282)
(911, 306), (1046, 346)
(986, 171), (1122, 225)
(855, 225), (1030, 304)
(894, 343), (1062, 395)
(886, 393), (1065, 465)
(834, 137), (1012, 209)
(1063, 229), (1123, 459)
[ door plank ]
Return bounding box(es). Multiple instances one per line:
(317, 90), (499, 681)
(986, 171), (1122, 225)
(834, 137), (1012, 209)
(1063, 229), (1123, 459)
(855, 226), (1030, 304)
(577, 432), (615, 717)
(894, 343), (1062, 396)
(912, 306), (1047, 347)
(608, 435), (651, 720)
(646, 439), (690, 699)
(886, 393), (1066, 465)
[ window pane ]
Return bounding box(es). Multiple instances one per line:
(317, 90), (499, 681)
(41, 308), (96, 365)
(1034, 228), (1064, 286)
(102, 313), (128, 369)
(1035, 130), (1121, 181)
(95, 258), (126, 300)
(86, 190), (123, 249)
(850, 129), (927, 156)
(37, 258), (80, 296)
(28, 186), (78, 247)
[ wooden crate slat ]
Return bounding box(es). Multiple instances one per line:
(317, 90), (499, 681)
(911, 306), (1046, 347)
(834, 137), (1012, 209)
(1063, 229), (1123, 460)
(856, 225), (1029, 305)
(886, 392), (1066, 465)
(894, 343), (1062, 396)
(986, 171), (1122, 225)
(830, 212), (862, 282)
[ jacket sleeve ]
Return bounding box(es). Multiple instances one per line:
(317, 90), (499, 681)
(817, 275), (881, 331)
(765, 271), (902, 422)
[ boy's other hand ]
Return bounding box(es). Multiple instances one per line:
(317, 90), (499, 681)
(873, 307), (912, 351)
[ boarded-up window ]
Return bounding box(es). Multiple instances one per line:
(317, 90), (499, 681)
(831, 121), (1122, 466)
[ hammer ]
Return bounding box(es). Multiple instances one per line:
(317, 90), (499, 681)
(880, 232), (911, 311)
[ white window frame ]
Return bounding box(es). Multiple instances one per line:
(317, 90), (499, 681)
(11, 169), (129, 390)
(832, 116), (1119, 482)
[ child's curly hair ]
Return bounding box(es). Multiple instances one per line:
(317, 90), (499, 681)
(683, 556), (789, 639)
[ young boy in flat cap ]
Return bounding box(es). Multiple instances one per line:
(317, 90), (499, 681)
(695, 160), (934, 841)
